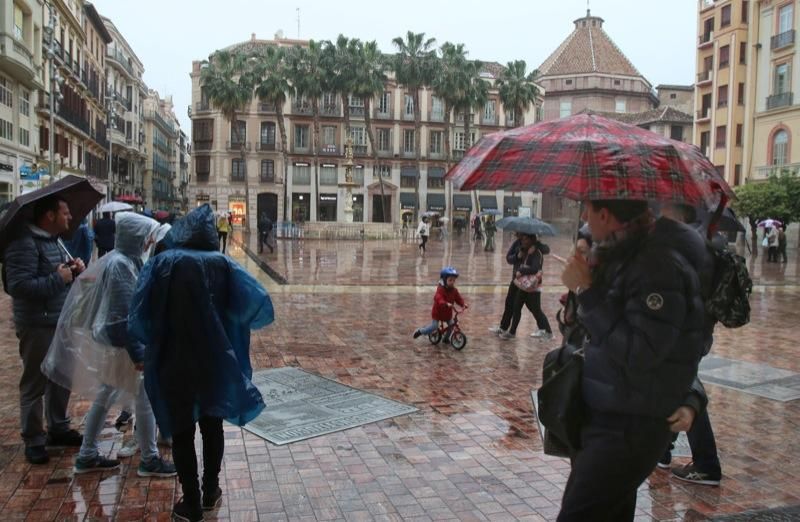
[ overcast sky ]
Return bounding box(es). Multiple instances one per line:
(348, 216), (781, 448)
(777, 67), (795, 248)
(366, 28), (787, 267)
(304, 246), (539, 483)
(92, 0), (697, 132)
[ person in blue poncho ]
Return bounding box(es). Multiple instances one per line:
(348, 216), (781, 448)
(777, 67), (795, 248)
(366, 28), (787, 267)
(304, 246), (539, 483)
(128, 204), (274, 522)
(62, 218), (94, 267)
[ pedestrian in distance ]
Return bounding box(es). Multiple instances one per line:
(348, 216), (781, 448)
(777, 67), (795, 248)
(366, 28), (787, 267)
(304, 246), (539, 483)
(556, 199), (710, 521)
(216, 213), (231, 254)
(413, 267), (466, 343)
(500, 233), (553, 341)
(483, 216), (497, 252)
(257, 212), (274, 254)
(93, 212), (116, 258)
(417, 216), (430, 255)
(766, 226), (779, 262)
(778, 226), (787, 263)
(2, 195), (85, 464)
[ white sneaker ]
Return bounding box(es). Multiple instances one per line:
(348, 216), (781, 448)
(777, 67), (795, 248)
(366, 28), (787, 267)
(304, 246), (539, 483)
(499, 331), (515, 340)
(530, 329), (545, 338)
(488, 326), (505, 334)
(117, 437), (139, 458)
(538, 331), (554, 341)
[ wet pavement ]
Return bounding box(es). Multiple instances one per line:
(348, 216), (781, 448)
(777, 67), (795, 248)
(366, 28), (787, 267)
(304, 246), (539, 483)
(0, 231), (797, 521)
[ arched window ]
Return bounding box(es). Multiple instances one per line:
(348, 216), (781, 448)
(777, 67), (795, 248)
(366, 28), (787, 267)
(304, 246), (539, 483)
(772, 129), (789, 166)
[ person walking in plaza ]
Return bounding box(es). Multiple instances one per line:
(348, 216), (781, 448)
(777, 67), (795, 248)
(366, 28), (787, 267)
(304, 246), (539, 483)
(499, 233), (553, 341)
(766, 226), (779, 262)
(93, 212), (116, 258)
(556, 199), (710, 521)
(412, 266), (466, 342)
(129, 205), (274, 522)
(483, 216), (497, 252)
(257, 212), (274, 254)
(43, 212), (176, 476)
(417, 216), (430, 255)
(216, 212), (231, 254)
(472, 215), (483, 241)
(3, 195), (85, 464)
(778, 226), (787, 263)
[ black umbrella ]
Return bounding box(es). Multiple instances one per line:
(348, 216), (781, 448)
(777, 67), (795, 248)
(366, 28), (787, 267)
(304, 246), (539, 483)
(0, 175), (104, 254)
(716, 207), (745, 233)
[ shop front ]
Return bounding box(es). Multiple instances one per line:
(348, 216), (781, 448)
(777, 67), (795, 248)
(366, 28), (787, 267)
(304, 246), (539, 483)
(504, 196), (522, 217)
(228, 196), (246, 226)
(318, 193), (337, 221)
(426, 192), (446, 227)
(195, 194), (211, 208)
(292, 193), (310, 223)
(452, 193), (472, 236)
(478, 195), (498, 212)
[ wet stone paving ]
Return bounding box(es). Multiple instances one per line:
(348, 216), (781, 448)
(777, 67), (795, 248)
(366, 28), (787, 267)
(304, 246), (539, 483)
(0, 230), (797, 521)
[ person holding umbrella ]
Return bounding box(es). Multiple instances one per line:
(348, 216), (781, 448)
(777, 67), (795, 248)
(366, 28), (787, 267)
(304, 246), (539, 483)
(483, 216), (497, 251)
(417, 216), (430, 255)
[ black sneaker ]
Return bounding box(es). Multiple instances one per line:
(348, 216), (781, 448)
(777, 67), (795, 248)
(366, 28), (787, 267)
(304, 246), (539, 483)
(202, 487), (222, 511)
(138, 456), (177, 478)
(24, 446), (49, 465)
(412, 330), (422, 339)
(172, 499), (204, 521)
(671, 462), (721, 486)
(73, 455), (121, 474)
(115, 410), (133, 430)
(46, 429), (83, 447)
(657, 449), (672, 469)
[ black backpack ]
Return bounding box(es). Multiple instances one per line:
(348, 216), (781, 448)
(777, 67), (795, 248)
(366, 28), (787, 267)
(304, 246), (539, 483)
(705, 247), (753, 328)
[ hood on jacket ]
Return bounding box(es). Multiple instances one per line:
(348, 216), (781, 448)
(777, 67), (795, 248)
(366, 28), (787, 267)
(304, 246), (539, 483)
(649, 217), (709, 274)
(114, 213), (159, 257)
(165, 204), (220, 251)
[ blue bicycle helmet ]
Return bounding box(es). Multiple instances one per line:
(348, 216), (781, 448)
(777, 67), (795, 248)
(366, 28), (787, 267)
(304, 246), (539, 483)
(440, 266), (459, 280)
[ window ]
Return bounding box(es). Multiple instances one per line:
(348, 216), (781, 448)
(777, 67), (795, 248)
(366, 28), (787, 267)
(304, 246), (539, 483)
(483, 100), (496, 122)
(260, 159), (274, 182)
(715, 125), (726, 148)
(738, 82), (745, 105)
(231, 159), (245, 181)
(0, 119), (12, 141)
(377, 128), (391, 151)
(773, 129), (789, 165)
(719, 45), (730, 68)
(295, 125), (309, 149)
(374, 164), (391, 178)
(350, 126), (366, 146)
(614, 79), (621, 86)
(400, 172), (417, 188)
(670, 93), (677, 99)
(431, 96), (444, 121)
(779, 3), (794, 34)
(260, 122), (275, 145)
(403, 129), (415, 153)
(736, 124), (743, 147)
(670, 125), (684, 142)
(720, 4), (731, 27)
(565, 79), (573, 85)
(454, 131), (475, 150)
(20, 90), (30, 116)
(230, 120), (246, 143)
(293, 164), (311, 184)
(774, 63), (790, 94)
(193, 119), (213, 141)
(320, 165), (337, 185)
(560, 99), (572, 118)
(427, 174), (444, 189)
(19, 128), (29, 146)
(0, 77), (12, 108)
(195, 156), (210, 175)
(718, 84), (729, 107)
(742, 1), (748, 23)
(322, 92), (337, 111)
(615, 99), (626, 113)
(739, 42), (747, 64)
(378, 92), (390, 114)
(322, 125), (336, 147)
(404, 95), (414, 117)
(429, 130), (443, 154)
(13, 4), (24, 40)
(700, 131), (710, 153)
(348, 95), (364, 108)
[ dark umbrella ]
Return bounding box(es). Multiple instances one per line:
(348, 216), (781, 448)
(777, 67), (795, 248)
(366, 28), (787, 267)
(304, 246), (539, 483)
(715, 207), (745, 233)
(496, 216), (558, 236)
(0, 175), (104, 254)
(446, 114), (734, 207)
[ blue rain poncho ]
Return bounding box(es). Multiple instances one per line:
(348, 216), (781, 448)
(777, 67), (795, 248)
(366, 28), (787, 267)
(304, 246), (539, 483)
(128, 204), (274, 438)
(42, 213), (160, 402)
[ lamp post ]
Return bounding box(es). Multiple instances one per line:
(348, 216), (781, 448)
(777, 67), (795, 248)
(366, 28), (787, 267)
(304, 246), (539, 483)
(43, 4), (62, 184)
(106, 94), (117, 200)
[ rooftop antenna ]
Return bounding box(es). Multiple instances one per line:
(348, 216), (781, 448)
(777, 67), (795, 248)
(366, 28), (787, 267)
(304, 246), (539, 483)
(587, 0), (591, 17)
(296, 8), (300, 38)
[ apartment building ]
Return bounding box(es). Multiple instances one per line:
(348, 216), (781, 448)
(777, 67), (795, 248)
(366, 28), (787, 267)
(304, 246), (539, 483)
(143, 90), (179, 211)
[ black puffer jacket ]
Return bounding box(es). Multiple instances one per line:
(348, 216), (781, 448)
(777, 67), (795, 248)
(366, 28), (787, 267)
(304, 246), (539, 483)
(505, 239), (550, 280)
(4, 226), (70, 328)
(577, 217), (709, 419)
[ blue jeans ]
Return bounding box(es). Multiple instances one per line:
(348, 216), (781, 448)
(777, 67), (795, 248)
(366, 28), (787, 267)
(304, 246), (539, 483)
(418, 319), (453, 336)
(79, 379), (159, 463)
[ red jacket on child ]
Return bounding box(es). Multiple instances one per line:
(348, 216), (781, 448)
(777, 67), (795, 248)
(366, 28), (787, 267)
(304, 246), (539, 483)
(431, 283), (465, 321)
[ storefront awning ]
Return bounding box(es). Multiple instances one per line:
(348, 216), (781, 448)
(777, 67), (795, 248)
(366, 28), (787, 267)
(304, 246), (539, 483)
(504, 196), (522, 210)
(400, 166), (418, 178)
(452, 194), (472, 211)
(478, 195), (498, 210)
(427, 193), (446, 211)
(427, 167), (445, 179)
(400, 192), (418, 209)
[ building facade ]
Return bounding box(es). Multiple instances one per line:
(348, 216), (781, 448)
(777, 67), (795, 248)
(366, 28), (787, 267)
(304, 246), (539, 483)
(143, 90), (179, 211)
(657, 84), (696, 116)
(188, 34), (543, 231)
(0, 0), (44, 203)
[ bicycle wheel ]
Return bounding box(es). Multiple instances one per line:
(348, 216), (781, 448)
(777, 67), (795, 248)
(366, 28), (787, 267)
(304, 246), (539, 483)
(450, 331), (467, 350)
(428, 331), (442, 345)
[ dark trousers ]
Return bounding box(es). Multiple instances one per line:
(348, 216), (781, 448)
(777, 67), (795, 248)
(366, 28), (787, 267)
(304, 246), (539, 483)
(509, 289), (552, 335)
(779, 244), (787, 263)
(419, 234), (428, 253)
(258, 230), (273, 254)
(172, 416), (224, 506)
(687, 408), (721, 474)
(218, 232), (228, 254)
(499, 282), (519, 331)
(17, 326), (72, 447)
(558, 414), (671, 521)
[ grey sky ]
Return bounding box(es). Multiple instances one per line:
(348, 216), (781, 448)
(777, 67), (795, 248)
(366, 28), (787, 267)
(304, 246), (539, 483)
(92, 0), (697, 132)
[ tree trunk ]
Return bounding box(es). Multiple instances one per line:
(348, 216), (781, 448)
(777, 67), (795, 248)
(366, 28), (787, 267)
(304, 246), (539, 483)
(750, 217), (758, 256)
(413, 88), (422, 223)
(276, 101), (289, 222)
(343, 94), (351, 138)
(444, 101), (453, 226)
(463, 105), (478, 217)
(364, 96), (388, 223)
(312, 97), (320, 222)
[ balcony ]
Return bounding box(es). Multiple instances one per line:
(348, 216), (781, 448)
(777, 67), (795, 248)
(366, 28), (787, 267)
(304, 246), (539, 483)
(292, 102), (312, 115)
(226, 141), (252, 151)
(696, 108), (711, 121)
(349, 106), (365, 117)
(257, 141), (276, 151)
(718, 99), (728, 108)
(320, 144), (338, 155)
(697, 70), (712, 85)
(482, 116), (498, 126)
(193, 140), (212, 151)
(402, 111), (415, 121)
(452, 149), (465, 160)
(698, 32), (714, 48)
(771, 30), (795, 51)
(755, 163), (800, 179)
(107, 48), (135, 77)
(195, 101), (211, 113)
(767, 92), (793, 110)
(374, 108), (392, 119)
(257, 102), (275, 113)
(0, 34), (41, 89)
(377, 148), (393, 158)
(429, 111), (445, 123)
(145, 110), (177, 136)
(353, 144), (368, 156)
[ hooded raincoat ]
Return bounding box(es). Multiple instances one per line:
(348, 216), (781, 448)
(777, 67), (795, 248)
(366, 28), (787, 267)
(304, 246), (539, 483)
(42, 212), (159, 402)
(128, 204), (274, 438)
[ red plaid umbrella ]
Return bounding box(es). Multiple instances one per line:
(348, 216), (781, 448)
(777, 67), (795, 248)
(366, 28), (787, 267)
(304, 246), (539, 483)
(446, 114), (733, 207)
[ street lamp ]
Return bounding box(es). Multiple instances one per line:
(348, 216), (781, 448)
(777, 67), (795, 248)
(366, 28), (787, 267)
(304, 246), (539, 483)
(43, 4), (63, 183)
(107, 93), (117, 199)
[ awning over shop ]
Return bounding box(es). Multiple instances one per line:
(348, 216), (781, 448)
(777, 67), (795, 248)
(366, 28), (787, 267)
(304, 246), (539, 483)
(504, 196), (522, 210)
(400, 192), (418, 209)
(400, 166), (418, 178)
(478, 195), (498, 210)
(427, 167), (445, 179)
(427, 192), (446, 211)
(452, 194), (472, 211)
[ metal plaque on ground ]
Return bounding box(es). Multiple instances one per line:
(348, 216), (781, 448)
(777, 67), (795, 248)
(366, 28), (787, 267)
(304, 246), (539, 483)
(244, 367), (418, 445)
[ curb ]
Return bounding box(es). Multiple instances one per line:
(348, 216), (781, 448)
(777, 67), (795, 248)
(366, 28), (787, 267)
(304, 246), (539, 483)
(231, 236), (289, 285)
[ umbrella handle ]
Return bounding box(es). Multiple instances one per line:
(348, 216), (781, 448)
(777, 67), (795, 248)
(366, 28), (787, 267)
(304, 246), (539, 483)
(56, 238), (75, 262)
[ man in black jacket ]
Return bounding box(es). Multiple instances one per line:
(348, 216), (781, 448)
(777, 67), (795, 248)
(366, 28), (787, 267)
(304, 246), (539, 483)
(93, 212), (115, 257)
(558, 199), (709, 521)
(4, 195), (85, 464)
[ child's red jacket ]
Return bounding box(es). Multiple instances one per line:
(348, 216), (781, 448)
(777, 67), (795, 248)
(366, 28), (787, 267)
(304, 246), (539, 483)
(431, 284), (465, 321)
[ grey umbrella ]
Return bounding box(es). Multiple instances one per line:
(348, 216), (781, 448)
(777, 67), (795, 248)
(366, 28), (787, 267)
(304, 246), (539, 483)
(496, 216), (558, 236)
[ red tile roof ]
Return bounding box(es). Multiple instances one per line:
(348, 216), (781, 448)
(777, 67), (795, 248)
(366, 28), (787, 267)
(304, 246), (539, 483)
(579, 107), (693, 125)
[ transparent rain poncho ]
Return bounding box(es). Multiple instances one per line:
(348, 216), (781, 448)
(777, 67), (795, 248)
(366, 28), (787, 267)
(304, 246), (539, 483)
(42, 213), (160, 402)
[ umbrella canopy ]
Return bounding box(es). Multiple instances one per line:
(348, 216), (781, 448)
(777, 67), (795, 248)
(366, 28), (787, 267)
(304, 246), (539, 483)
(99, 201), (133, 213)
(757, 218), (782, 228)
(0, 175), (104, 254)
(421, 210), (440, 217)
(716, 207), (745, 233)
(478, 209), (503, 217)
(446, 114), (734, 207)
(496, 216), (558, 237)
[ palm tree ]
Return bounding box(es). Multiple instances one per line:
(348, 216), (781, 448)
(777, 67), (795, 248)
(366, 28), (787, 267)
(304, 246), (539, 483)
(496, 60), (539, 128)
(322, 35), (357, 136)
(459, 60), (489, 156)
(200, 49), (255, 231)
(351, 39), (389, 222)
(392, 31), (437, 222)
(252, 45), (291, 221)
(433, 43), (469, 171)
